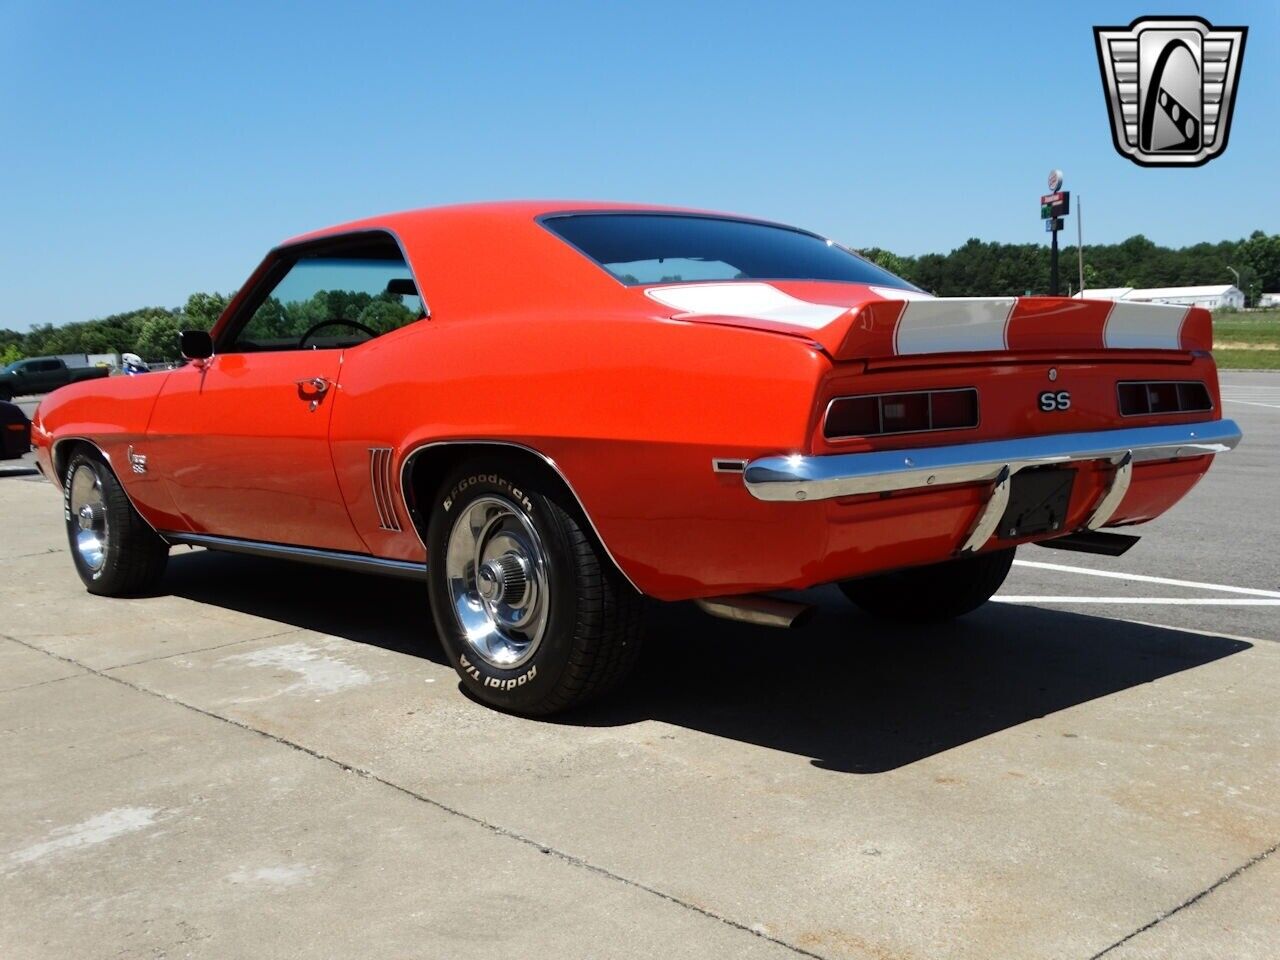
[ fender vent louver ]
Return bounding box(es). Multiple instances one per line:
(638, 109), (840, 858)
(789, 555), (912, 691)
(368, 447), (402, 532)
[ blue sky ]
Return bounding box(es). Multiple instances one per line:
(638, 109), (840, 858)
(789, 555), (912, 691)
(1, 1), (1275, 329)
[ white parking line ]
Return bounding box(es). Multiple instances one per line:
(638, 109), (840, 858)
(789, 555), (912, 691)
(1012, 559), (1280, 598)
(994, 597), (1280, 605)
(1223, 398), (1280, 410)
(1106, 617), (1273, 645)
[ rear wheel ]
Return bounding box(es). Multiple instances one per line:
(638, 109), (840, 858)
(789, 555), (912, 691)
(426, 458), (642, 715)
(838, 547), (1015, 623)
(63, 448), (168, 596)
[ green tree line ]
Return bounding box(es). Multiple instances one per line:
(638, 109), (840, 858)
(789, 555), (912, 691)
(2, 230), (1277, 365)
(859, 230), (1279, 301)
(0, 292), (232, 366)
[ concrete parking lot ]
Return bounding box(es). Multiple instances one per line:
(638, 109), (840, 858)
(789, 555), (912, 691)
(2, 373), (1277, 959)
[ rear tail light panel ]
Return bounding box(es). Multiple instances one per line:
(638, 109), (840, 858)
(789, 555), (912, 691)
(1117, 380), (1213, 417)
(824, 387), (978, 440)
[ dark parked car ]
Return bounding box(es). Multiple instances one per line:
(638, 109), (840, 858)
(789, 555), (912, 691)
(0, 357), (109, 400)
(0, 400), (31, 460)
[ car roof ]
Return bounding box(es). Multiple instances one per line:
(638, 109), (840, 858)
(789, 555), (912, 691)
(280, 200), (757, 246)
(274, 201), (797, 321)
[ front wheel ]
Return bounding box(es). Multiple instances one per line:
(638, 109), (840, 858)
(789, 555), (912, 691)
(63, 448), (168, 595)
(426, 458), (642, 715)
(838, 547), (1015, 623)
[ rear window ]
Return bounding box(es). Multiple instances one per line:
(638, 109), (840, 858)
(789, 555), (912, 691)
(543, 213), (918, 290)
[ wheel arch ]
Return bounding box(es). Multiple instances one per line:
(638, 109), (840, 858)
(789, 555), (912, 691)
(51, 436), (104, 490)
(51, 436), (164, 537)
(399, 440), (642, 595)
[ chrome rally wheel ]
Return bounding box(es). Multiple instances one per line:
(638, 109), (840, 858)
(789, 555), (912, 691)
(444, 495), (550, 669)
(68, 461), (110, 573)
(425, 458), (643, 715)
(62, 446), (168, 596)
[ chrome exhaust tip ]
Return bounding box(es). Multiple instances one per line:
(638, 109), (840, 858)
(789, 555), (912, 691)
(695, 595), (812, 629)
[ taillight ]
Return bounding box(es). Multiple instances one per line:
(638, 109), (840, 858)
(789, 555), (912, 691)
(825, 388), (978, 439)
(1117, 381), (1213, 417)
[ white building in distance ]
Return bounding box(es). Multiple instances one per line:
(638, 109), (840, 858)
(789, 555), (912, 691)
(1259, 292), (1280, 308)
(1073, 284), (1245, 310)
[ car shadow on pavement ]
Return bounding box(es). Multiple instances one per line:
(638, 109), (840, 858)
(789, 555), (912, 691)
(165, 550), (1250, 774)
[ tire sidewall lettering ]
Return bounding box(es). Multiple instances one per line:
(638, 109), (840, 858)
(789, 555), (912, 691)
(64, 454), (107, 580)
(439, 472), (555, 701)
(443, 473), (532, 514)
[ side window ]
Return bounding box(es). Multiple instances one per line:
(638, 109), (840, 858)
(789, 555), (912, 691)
(38, 360), (61, 372)
(227, 245), (425, 353)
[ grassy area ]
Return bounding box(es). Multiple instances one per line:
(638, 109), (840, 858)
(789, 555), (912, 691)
(1212, 308), (1280, 369)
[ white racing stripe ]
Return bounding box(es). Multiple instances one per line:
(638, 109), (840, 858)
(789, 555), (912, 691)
(1011, 559), (1280, 598)
(644, 282), (848, 329)
(994, 597), (1280, 606)
(1102, 301), (1188, 349)
(893, 298), (1015, 355)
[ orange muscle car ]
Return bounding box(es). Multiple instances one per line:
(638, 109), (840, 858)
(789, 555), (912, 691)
(31, 202), (1242, 713)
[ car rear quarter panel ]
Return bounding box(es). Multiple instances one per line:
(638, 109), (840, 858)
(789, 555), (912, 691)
(328, 310), (830, 596)
(331, 312), (1227, 600)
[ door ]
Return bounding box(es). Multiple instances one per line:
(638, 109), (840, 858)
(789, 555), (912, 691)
(147, 350), (363, 550)
(144, 236), (426, 551)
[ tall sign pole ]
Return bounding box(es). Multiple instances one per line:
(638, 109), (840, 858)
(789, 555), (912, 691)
(1040, 169), (1070, 296)
(1077, 195), (1085, 296)
(1050, 223), (1060, 296)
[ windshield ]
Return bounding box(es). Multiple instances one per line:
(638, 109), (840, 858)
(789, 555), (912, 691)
(1, 361), (21, 374)
(543, 213), (919, 290)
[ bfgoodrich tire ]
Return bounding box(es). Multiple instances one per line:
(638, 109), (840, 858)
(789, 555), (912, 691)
(838, 547), (1016, 623)
(426, 458), (642, 715)
(63, 447), (168, 596)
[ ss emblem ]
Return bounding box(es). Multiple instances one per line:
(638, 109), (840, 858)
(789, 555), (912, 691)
(1039, 390), (1071, 412)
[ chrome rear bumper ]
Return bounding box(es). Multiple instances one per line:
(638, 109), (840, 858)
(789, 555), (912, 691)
(742, 419), (1243, 504)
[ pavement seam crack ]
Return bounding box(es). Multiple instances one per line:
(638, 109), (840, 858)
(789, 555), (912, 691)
(0, 547), (66, 561)
(2, 633), (829, 960)
(101, 627), (305, 671)
(0, 671), (87, 695)
(1086, 840), (1280, 960)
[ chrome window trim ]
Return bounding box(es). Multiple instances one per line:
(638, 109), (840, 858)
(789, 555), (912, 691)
(534, 210), (921, 293)
(217, 227), (430, 355)
(161, 531), (427, 580)
(397, 439), (642, 595)
(743, 419), (1243, 503)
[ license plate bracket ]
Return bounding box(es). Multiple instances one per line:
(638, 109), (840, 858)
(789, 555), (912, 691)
(997, 467), (1075, 539)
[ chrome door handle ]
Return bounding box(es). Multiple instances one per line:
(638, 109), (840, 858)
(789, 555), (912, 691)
(295, 376), (332, 411)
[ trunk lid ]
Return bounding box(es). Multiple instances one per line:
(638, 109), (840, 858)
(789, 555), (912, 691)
(642, 281), (1211, 360)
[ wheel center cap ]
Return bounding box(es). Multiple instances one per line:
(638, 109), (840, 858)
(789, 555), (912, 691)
(477, 553), (529, 606)
(77, 503), (100, 531)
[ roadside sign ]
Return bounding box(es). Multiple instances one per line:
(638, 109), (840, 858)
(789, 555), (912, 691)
(1048, 169), (1064, 191)
(1045, 217), (1064, 232)
(1040, 191), (1071, 219)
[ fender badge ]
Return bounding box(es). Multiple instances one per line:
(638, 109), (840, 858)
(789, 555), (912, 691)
(127, 446), (147, 474)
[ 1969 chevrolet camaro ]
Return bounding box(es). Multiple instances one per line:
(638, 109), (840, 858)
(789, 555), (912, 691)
(31, 202), (1242, 714)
